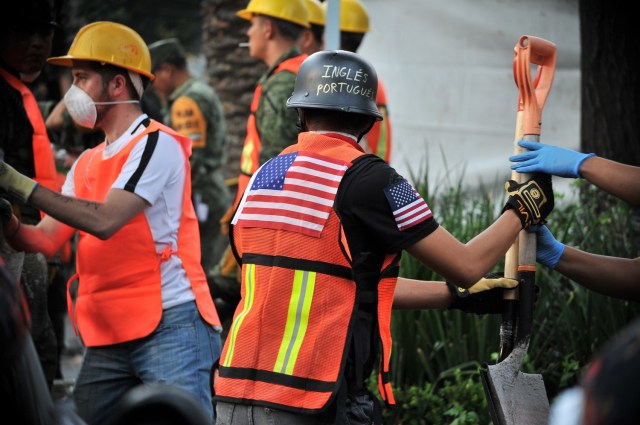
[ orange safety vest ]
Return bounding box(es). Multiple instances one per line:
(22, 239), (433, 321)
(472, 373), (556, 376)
(0, 68), (60, 192)
(365, 80), (393, 163)
(67, 119), (220, 347)
(234, 54), (307, 209)
(215, 132), (399, 413)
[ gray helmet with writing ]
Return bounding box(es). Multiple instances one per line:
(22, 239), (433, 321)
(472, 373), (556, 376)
(287, 50), (382, 120)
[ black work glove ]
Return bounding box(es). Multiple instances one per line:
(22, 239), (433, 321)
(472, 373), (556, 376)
(447, 272), (518, 314)
(502, 173), (554, 229)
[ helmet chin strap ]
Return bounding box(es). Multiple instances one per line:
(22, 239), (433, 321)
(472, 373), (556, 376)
(357, 118), (376, 142)
(296, 109), (308, 134)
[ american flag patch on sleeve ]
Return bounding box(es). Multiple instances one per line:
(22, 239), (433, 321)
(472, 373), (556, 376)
(384, 179), (432, 231)
(231, 151), (350, 237)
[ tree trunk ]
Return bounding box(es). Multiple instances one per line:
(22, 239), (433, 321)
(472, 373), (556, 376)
(579, 2), (640, 165)
(201, 0), (266, 183)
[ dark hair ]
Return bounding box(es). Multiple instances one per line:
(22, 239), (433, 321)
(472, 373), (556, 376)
(263, 15), (306, 41)
(301, 108), (375, 137)
(156, 53), (187, 72)
(88, 62), (149, 100)
(310, 24), (324, 45)
(340, 31), (365, 53)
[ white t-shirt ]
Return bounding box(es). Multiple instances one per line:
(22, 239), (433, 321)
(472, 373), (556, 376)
(62, 115), (196, 309)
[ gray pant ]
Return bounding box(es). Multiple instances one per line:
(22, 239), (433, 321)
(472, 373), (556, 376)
(215, 394), (378, 425)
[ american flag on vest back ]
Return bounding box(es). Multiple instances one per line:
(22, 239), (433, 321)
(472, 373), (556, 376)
(232, 151), (350, 237)
(384, 178), (432, 231)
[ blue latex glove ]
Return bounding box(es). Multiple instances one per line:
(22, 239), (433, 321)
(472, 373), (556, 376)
(509, 140), (596, 178)
(527, 225), (565, 269)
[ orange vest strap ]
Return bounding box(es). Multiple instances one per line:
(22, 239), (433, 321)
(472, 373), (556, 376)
(0, 68), (60, 192)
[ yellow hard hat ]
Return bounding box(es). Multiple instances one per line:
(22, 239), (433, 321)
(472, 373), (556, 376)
(236, 0), (310, 29)
(306, 0), (325, 26)
(48, 21), (154, 80)
(323, 0), (370, 33)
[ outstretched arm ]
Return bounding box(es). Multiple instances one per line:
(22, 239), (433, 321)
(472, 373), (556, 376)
(579, 156), (640, 207)
(393, 275), (519, 312)
(405, 214), (520, 288)
(393, 278), (451, 309)
(407, 173), (553, 287)
(531, 225), (640, 302)
(510, 140), (640, 207)
(555, 247), (640, 302)
(28, 185), (147, 240)
(0, 160), (148, 241)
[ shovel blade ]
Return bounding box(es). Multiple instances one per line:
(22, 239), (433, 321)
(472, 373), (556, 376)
(481, 356), (549, 425)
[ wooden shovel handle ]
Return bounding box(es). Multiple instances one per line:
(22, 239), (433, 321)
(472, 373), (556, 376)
(499, 36), (556, 361)
(506, 36), (557, 276)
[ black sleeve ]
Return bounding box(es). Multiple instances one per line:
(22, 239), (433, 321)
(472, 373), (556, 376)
(336, 155), (439, 255)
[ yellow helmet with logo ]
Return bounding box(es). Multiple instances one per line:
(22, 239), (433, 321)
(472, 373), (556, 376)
(322, 0), (370, 33)
(236, 0), (310, 28)
(48, 21), (154, 80)
(306, 0), (325, 26)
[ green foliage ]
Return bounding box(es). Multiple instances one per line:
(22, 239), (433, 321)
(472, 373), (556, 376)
(373, 366), (492, 425)
(385, 175), (640, 423)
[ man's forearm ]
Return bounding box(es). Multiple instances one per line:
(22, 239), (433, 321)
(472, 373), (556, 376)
(556, 246), (640, 302)
(580, 156), (640, 207)
(393, 277), (452, 310)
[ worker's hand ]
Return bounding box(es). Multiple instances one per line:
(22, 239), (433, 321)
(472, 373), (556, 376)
(510, 141), (596, 179)
(527, 225), (565, 269)
(447, 273), (519, 314)
(502, 173), (554, 229)
(0, 162), (38, 203)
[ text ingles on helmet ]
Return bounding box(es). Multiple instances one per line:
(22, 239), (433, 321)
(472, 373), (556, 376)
(316, 64), (374, 99)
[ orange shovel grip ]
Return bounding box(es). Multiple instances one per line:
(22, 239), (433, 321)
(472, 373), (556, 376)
(513, 35), (557, 136)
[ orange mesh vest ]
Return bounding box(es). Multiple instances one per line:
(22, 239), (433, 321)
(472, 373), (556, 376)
(0, 68), (60, 192)
(234, 54), (307, 209)
(69, 119), (220, 347)
(366, 80), (392, 163)
(215, 132), (399, 413)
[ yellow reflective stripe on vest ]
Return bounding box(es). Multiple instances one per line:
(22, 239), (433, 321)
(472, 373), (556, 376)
(274, 270), (316, 375)
(376, 106), (389, 159)
(222, 263), (256, 367)
(240, 138), (256, 175)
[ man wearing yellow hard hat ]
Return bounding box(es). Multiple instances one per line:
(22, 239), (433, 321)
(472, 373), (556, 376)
(0, 21), (222, 424)
(208, 0), (311, 330)
(297, 0), (326, 55)
(323, 0), (394, 163)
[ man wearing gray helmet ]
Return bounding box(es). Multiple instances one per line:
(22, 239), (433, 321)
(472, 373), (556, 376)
(213, 50), (555, 425)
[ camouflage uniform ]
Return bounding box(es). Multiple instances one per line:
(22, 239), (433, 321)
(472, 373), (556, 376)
(254, 48), (302, 164)
(211, 48), (303, 324)
(164, 77), (230, 273)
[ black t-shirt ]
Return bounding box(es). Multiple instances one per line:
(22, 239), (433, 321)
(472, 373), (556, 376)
(332, 154), (439, 406)
(337, 154), (439, 257)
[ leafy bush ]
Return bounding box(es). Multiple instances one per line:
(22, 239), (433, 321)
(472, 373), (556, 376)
(383, 175), (640, 424)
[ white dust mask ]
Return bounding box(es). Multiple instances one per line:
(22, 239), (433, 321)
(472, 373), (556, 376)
(63, 84), (140, 129)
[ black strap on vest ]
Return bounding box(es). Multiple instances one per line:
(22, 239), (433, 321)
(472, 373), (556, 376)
(124, 129), (158, 193)
(242, 252), (354, 280)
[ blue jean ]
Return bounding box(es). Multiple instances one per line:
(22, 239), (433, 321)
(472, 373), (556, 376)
(73, 301), (222, 425)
